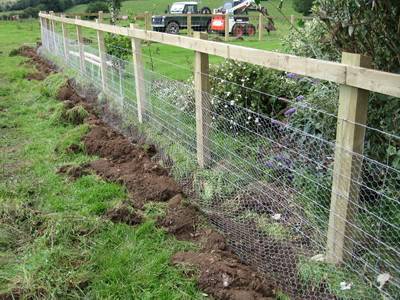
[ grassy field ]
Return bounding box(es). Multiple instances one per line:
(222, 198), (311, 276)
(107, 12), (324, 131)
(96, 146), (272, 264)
(2, 0), (299, 81)
(63, 0), (300, 80)
(0, 21), (204, 299)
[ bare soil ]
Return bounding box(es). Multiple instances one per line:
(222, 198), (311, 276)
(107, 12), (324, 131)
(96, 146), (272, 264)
(104, 202), (143, 226)
(18, 46), (55, 80)
(21, 47), (278, 300)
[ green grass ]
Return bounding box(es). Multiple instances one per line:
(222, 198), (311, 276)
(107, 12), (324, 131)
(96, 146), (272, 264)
(298, 258), (380, 299)
(50, 0), (302, 81)
(0, 21), (204, 299)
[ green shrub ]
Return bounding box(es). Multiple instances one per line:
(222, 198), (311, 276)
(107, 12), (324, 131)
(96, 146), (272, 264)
(105, 34), (131, 60)
(292, 0), (314, 16)
(86, 1), (109, 14)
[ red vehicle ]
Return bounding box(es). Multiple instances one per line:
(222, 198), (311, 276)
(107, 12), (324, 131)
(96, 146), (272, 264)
(211, 0), (272, 37)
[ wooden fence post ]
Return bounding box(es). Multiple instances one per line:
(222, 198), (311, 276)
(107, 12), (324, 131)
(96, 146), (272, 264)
(97, 12), (107, 91)
(187, 12), (192, 36)
(145, 11), (150, 31)
(75, 16), (85, 72)
(290, 15), (296, 26)
(194, 32), (211, 168)
(326, 52), (372, 265)
(39, 12), (45, 48)
(130, 24), (146, 123)
(224, 13), (229, 42)
(258, 13), (264, 41)
(49, 11), (57, 52)
(60, 14), (69, 59)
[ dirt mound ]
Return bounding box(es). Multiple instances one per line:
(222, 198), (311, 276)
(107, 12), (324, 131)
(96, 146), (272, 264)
(199, 229), (227, 252)
(105, 203), (142, 226)
(57, 164), (89, 180)
(26, 72), (47, 81)
(159, 203), (199, 240)
(83, 124), (180, 207)
(36, 45), (278, 299)
(173, 251), (275, 300)
(18, 46), (55, 78)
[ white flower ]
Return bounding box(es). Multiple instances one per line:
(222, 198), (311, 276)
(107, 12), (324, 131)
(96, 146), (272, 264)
(377, 273), (391, 290)
(230, 100), (235, 105)
(310, 254), (325, 262)
(271, 213), (281, 220)
(340, 282), (353, 291)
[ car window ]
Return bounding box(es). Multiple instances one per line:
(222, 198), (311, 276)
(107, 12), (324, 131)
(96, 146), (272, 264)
(223, 3), (233, 11)
(170, 3), (185, 13)
(185, 5), (197, 14)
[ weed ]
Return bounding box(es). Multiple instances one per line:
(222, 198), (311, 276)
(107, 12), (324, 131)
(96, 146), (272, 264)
(65, 105), (89, 125)
(298, 257), (380, 299)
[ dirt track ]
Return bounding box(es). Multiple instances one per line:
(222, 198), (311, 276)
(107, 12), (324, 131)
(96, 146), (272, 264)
(23, 47), (277, 300)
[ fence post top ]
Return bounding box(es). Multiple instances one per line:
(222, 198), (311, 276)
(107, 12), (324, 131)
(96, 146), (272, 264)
(341, 52), (372, 67)
(193, 31), (208, 40)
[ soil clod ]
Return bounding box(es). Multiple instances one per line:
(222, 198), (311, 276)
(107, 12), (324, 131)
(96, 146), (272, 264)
(159, 204), (199, 240)
(105, 203), (142, 226)
(173, 251), (275, 300)
(57, 164), (90, 180)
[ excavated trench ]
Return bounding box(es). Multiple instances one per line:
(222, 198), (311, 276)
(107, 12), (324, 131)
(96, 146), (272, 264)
(21, 46), (277, 300)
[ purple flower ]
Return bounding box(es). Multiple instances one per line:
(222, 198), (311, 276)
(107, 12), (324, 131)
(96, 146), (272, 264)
(271, 119), (282, 126)
(295, 95), (305, 102)
(265, 161), (275, 168)
(284, 107), (297, 117)
(286, 72), (298, 79)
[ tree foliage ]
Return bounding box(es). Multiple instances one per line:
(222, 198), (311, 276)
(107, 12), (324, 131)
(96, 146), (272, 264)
(292, 0), (314, 15)
(316, 0), (400, 72)
(5, 0), (104, 14)
(86, 1), (109, 14)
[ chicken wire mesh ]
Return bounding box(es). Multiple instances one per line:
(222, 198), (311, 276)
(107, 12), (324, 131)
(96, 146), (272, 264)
(39, 25), (400, 300)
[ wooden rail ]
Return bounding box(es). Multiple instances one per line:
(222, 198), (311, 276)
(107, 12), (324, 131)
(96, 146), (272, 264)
(39, 12), (400, 97)
(39, 12), (400, 266)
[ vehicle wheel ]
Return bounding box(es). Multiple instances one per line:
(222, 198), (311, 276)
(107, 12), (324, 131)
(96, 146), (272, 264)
(166, 22), (180, 34)
(245, 24), (256, 36)
(201, 7), (212, 14)
(232, 24), (245, 37)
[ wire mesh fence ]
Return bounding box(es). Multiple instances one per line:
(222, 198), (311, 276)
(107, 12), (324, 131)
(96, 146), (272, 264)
(39, 25), (400, 300)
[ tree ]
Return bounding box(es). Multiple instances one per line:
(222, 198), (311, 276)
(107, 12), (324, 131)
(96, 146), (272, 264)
(316, 0), (400, 72)
(86, 1), (109, 14)
(107, 0), (121, 24)
(292, 0), (314, 15)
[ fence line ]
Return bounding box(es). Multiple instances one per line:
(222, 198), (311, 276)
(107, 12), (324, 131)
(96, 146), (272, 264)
(39, 11), (400, 299)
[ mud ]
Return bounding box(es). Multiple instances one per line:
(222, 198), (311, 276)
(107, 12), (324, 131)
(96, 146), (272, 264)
(21, 47), (278, 300)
